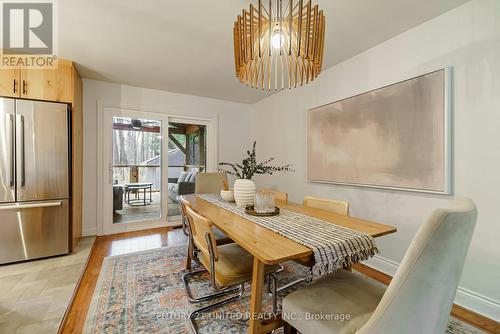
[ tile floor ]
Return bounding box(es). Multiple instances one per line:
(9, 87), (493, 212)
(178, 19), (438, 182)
(0, 237), (95, 334)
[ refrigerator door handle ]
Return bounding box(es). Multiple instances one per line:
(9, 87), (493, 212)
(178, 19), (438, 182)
(0, 201), (62, 211)
(19, 114), (26, 187)
(9, 114), (15, 187)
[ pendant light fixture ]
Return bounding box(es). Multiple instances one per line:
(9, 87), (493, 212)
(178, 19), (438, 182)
(233, 0), (325, 90)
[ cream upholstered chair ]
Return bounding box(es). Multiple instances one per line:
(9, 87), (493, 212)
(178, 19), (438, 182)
(282, 198), (477, 334)
(303, 196), (349, 216)
(195, 172), (228, 194)
(182, 206), (281, 333)
(177, 196), (232, 270)
(262, 188), (289, 204)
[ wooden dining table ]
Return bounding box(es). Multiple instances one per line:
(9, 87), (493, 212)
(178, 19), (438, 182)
(184, 194), (397, 334)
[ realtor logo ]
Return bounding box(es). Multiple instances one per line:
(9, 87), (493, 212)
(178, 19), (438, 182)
(2, 1), (53, 54)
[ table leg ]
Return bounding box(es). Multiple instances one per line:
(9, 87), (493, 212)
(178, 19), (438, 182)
(248, 257), (265, 334)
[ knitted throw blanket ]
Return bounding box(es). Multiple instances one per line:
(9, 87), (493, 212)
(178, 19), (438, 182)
(197, 194), (379, 276)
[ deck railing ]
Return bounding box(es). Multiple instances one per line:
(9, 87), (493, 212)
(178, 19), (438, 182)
(113, 164), (203, 190)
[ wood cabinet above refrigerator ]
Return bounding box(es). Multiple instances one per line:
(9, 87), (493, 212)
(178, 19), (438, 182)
(0, 59), (75, 103)
(0, 68), (20, 98)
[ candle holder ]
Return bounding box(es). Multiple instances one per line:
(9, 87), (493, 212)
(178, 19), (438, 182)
(254, 190), (276, 214)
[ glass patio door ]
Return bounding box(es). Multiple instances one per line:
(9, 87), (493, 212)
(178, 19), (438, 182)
(101, 108), (169, 235)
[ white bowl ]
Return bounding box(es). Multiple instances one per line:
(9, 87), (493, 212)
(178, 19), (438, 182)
(220, 190), (235, 202)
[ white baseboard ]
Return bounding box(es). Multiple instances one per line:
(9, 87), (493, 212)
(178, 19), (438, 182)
(82, 227), (97, 237)
(364, 254), (399, 276)
(363, 255), (500, 322)
(454, 287), (500, 322)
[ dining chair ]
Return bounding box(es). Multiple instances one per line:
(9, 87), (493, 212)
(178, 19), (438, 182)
(303, 196), (349, 216)
(177, 196), (233, 270)
(262, 188), (288, 204)
(182, 206), (281, 333)
(282, 198), (477, 334)
(177, 195), (190, 237)
(195, 172), (228, 194)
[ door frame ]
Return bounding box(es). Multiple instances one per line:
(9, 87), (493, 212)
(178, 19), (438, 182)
(96, 102), (218, 236)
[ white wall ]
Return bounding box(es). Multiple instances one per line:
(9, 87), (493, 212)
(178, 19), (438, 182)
(250, 0), (500, 320)
(82, 79), (252, 236)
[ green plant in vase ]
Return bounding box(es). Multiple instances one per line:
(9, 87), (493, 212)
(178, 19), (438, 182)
(219, 141), (293, 207)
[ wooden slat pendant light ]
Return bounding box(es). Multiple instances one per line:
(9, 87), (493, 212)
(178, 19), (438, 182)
(234, 0), (325, 90)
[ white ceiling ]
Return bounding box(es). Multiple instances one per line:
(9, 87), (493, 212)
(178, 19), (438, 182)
(58, 0), (469, 104)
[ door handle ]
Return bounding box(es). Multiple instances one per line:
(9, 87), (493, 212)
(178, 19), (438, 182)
(0, 201), (62, 211)
(19, 115), (25, 187)
(22, 80), (27, 95)
(9, 114), (15, 187)
(13, 79), (18, 94)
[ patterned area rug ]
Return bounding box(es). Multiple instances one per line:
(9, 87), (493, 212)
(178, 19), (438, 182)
(83, 246), (486, 334)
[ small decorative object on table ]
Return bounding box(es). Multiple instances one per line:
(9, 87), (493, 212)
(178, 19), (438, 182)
(254, 190), (276, 213)
(245, 205), (280, 217)
(220, 180), (235, 202)
(220, 190), (235, 202)
(219, 141), (294, 208)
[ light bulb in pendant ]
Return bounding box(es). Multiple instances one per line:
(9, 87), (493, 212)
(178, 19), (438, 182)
(271, 32), (283, 49)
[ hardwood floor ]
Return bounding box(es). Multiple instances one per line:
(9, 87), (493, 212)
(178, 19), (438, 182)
(58, 227), (185, 334)
(59, 228), (500, 334)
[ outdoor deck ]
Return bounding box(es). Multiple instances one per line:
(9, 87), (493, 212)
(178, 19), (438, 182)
(113, 192), (181, 224)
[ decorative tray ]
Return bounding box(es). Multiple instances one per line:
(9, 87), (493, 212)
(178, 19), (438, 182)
(244, 205), (280, 217)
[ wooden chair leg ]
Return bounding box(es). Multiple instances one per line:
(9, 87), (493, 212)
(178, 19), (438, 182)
(284, 321), (298, 334)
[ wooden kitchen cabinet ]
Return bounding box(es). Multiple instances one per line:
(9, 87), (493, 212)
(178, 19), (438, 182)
(0, 68), (20, 97)
(20, 59), (74, 103)
(0, 59), (75, 102)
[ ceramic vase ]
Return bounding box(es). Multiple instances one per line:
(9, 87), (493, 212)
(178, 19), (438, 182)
(233, 179), (256, 208)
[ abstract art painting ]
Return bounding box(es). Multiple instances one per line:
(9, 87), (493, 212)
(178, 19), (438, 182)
(307, 68), (451, 193)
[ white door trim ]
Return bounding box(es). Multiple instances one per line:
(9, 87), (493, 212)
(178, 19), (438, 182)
(96, 101), (219, 236)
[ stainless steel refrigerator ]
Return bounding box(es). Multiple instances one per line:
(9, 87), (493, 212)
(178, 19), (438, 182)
(0, 98), (70, 264)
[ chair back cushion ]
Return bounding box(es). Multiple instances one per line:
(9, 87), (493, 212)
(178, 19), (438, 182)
(177, 171), (189, 183)
(357, 198), (477, 334)
(188, 171), (198, 182)
(303, 196), (349, 216)
(186, 206), (219, 261)
(195, 172), (228, 194)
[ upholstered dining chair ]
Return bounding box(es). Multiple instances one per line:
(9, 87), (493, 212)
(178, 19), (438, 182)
(182, 206), (281, 334)
(303, 196), (349, 216)
(262, 188), (289, 204)
(177, 196), (233, 270)
(195, 172), (228, 194)
(282, 198), (477, 334)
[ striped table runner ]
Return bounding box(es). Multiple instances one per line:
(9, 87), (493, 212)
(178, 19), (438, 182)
(197, 194), (379, 276)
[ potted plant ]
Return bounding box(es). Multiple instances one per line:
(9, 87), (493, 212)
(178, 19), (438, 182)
(219, 141), (293, 207)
